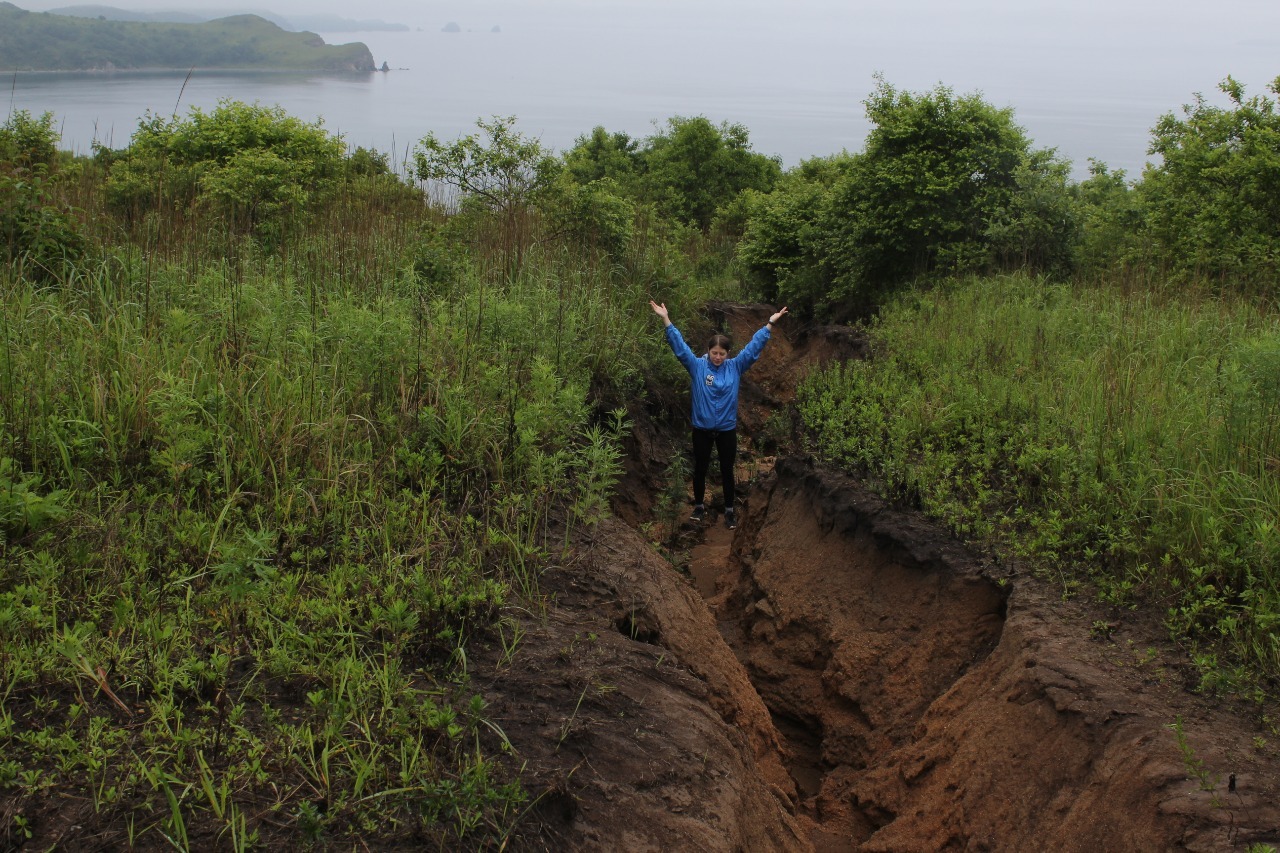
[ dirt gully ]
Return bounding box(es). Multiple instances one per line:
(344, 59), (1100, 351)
(495, 452), (1279, 850)
(696, 455), (1280, 851)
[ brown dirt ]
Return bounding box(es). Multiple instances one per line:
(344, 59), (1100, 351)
(493, 303), (1280, 851)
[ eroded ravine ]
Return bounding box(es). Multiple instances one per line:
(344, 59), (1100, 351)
(690, 456), (1006, 846)
(486, 305), (1280, 851)
(692, 454), (1280, 850)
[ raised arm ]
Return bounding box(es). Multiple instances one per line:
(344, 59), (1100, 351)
(734, 306), (789, 370)
(651, 301), (699, 373)
(649, 300), (672, 327)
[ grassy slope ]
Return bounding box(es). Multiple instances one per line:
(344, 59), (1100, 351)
(0, 3), (374, 71)
(0, 124), (691, 844)
(798, 274), (1280, 697)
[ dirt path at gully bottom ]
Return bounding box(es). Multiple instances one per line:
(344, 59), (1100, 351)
(481, 304), (1280, 852)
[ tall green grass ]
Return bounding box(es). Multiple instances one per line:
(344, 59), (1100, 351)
(0, 154), (677, 846)
(800, 274), (1280, 692)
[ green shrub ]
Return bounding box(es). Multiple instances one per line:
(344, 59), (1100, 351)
(103, 100), (347, 234)
(0, 110), (60, 170)
(0, 170), (88, 279)
(1139, 76), (1280, 290)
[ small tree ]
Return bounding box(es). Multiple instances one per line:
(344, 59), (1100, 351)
(1139, 76), (1280, 289)
(823, 79), (1034, 290)
(0, 110), (60, 171)
(746, 78), (1072, 317)
(562, 126), (641, 189)
(413, 116), (560, 265)
(1073, 159), (1143, 280)
(1, 110), (87, 279)
(640, 115), (781, 230)
(544, 176), (635, 260)
(736, 154), (853, 306)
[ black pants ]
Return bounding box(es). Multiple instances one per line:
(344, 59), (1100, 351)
(692, 428), (737, 509)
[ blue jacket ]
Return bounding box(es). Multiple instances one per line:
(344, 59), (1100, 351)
(663, 323), (772, 431)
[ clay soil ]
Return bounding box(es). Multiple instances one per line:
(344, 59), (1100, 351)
(487, 304), (1280, 851)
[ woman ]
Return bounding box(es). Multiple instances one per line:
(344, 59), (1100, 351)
(649, 301), (788, 529)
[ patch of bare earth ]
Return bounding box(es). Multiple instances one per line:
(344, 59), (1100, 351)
(494, 304), (1280, 851)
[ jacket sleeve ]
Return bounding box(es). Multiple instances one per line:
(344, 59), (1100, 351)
(731, 325), (772, 372)
(664, 324), (700, 375)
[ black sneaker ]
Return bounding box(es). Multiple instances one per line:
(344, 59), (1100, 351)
(724, 507), (737, 530)
(691, 505), (705, 523)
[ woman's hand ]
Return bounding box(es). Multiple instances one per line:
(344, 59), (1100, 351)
(650, 301), (672, 326)
(769, 306), (788, 325)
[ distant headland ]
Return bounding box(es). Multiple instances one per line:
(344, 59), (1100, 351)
(0, 2), (378, 72)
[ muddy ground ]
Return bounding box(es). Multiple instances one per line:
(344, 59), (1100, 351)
(486, 304), (1280, 851)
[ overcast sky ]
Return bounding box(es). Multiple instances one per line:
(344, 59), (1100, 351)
(14, 0), (1280, 39)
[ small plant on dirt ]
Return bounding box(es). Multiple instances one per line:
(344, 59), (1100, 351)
(652, 453), (691, 548)
(1168, 716), (1220, 797)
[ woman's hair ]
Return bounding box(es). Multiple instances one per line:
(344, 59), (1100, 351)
(707, 334), (732, 352)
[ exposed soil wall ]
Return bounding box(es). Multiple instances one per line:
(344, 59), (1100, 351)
(717, 456), (1280, 851)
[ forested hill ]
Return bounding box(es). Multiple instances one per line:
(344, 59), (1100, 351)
(0, 2), (375, 72)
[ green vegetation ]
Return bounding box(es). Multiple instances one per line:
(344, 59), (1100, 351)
(799, 276), (1280, 686)
(737, 77), (1075, 317)
(5, 68), (1280, 844)
(0, 99), (725, 848)
(563, 115), (782, 231)
(100, 100), (351, 238)
(0, 3), (374, 72)
(790, 76), (1280, 703)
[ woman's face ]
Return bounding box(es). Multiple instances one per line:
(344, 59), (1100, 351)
(708, 346), (729, 367)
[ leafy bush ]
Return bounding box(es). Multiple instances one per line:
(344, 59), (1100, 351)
(545, 176), (635, 259)
(103, 100), (348, 234)
(738, 79), (1074, 318)
(1139, 76), (1280, 289)
(0, 171), (88, 279)
(562, 126), (642, 189)
(560, 116), (781, 233)
(736, 154), (854, 307)
(640, 115), (782, 230)
(1072, 160), (1144, 279)
(413, 115), (560, 218)
(0, 110), (60, 170)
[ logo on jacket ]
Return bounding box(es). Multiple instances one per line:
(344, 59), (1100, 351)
(704, 373), (715, 387)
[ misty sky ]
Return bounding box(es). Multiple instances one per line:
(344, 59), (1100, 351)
(16, 0), (1280, 38)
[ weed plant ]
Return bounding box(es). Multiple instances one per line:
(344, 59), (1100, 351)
(0, 135), (673, 848)
(799, 274), (1280, 694)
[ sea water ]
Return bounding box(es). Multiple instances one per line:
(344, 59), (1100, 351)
(4, 2), (1276, 180)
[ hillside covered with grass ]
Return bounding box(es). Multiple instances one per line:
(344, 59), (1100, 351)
(0, 3), (374, 72)
(2, 73), (1280, 846)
